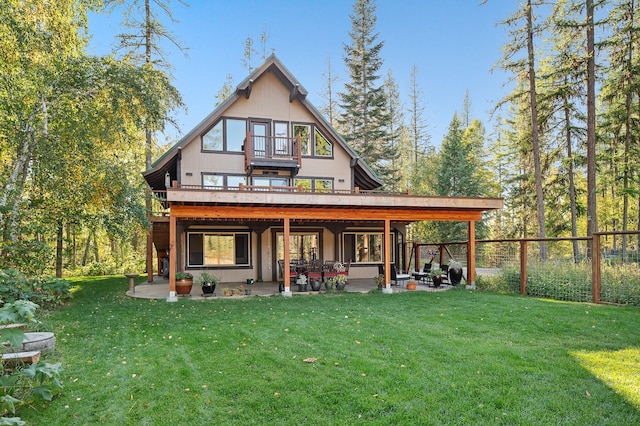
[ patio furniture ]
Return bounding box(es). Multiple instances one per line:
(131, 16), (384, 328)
(412, 263), (432, 285)
(391, 264), (410, 287)
(440, 264), (450, 285)
(306, 260), (323, 283)
(322, 261), (338, 282)
(278, 259), (297, 281)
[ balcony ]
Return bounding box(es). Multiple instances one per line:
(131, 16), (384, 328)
(244, 132), (301, 176)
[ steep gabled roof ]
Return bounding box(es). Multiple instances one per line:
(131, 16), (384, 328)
(143, 54), (383, 191)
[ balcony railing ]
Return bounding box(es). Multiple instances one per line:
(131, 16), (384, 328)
(244, 132), (301, 173)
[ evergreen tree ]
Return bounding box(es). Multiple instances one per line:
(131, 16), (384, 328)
(339, 0), (390, 181)
(599, 0), (640, 255)
(498, 0), (549, 259)
(381, 69), (405, 191)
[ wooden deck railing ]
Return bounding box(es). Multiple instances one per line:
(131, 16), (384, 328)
(244, 132), (302, 170)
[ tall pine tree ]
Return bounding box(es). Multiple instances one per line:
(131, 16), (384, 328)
(339, 0), (390, 184)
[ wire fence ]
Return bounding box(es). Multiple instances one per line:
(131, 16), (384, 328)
(411, 232), (640, 307)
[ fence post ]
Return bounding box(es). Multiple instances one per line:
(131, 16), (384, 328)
(520, 240), (527, 295)
(592, 233), (601, 303)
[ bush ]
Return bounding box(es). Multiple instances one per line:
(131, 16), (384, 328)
(0, 299), (63, 424)
(0, 270), (71, 310)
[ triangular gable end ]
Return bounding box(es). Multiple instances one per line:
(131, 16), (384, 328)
(143, 54), (382, 191)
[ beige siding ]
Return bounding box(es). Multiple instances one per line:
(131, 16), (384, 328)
(178, 70), (354, 188)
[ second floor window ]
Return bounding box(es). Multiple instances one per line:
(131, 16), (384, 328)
(202, 118), (246, 152)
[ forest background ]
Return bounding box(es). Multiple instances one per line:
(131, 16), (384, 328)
(1, 0), (638, 278)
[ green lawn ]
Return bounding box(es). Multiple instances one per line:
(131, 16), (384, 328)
(19, 276), (640, 425)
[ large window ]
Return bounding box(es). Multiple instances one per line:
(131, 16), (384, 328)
(188, 231), (250, 267)
(202, 174), (246, 189)
(252, 177), (289, 189)
(276, 232), (320, 266)
(314, 129), (332, 157)
(294, 124), (311, 156)
(293, 177), (333, 192)
(343, 232), (395, 264)
(202, 118), (246, 152)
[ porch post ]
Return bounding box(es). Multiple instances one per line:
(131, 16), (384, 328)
(467, 221), (476, 289)
(166, 212), (178, 302)
(146, 227), (154, 282)
(382, 219), (392, 294)
(282, 217), (292, 297)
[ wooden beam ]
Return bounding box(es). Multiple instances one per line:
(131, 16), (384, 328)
(169, 204), (483, 222)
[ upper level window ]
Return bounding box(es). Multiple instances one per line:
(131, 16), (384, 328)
(202, 118), (246, 152)
(226, 119), (246, 151)
(203, 174), (246, 189)
(294, 124), (311, 156)
(314, 129), (332, 157)
(293, 177), (333, 192)
(202, 121), (222, 151)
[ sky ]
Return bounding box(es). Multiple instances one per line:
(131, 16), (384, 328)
(87, 0), (515, 148)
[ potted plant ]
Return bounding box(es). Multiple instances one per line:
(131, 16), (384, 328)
(296, 274), (308, 292)
(329, 274), (348, 290)
(430, 268), (444, 288)
(222, 287), (230, 297)
(175, 271), (193, 295)
(198, 271), (220, 296)
(448, 260), (463, 286)
(406, 280), (417, 291)
(309, 277), (322, 291)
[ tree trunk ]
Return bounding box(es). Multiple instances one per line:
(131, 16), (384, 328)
(586, 0), (598, 258)
(563, 89), (580, 263)
(526, 0), (547, 260)
(82, 232), (91, 266)
(56, 222), (63, 278)
(92, 231), (99, 263)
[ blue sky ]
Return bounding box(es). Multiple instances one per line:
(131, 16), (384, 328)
(87, 0), (515, 148)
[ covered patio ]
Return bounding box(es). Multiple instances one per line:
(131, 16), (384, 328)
(128, 276), (458, 300)
(148, 184), (503, 301)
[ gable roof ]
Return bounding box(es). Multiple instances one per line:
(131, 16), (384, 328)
(143, 54), (383, 191)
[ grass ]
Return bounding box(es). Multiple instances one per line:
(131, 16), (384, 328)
(18, 276), (640, 425)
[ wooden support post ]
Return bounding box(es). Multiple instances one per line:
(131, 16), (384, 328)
(146, 227), (154, 282)
(520, 240), (527, 295)
(467, 221), (476, 287)
(592, 233), (601, 303)
(167, 213), (177, 301)
(283, 217), (292, 296)
(383, 219), (392, 293)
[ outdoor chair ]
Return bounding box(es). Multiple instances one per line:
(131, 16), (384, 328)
(440, 264), (450, 285)
(322, 262), (338, 282)
(391, 264), (410, 286)
(278, 259), (297, 281)
(306, 260), (323, 282)
(412, 262), (432, 285)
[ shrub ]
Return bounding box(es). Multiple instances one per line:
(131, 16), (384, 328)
(0, 269), (71, 310)
(0, 299), (63, 424)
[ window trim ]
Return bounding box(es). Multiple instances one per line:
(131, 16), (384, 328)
(201, 117), (247, 153)
(187, 230), (252, 268)
(202, 173), (246, 189)
(342, 231), (395, 264)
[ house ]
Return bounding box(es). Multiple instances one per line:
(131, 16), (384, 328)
(143, 54), (503, 300)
